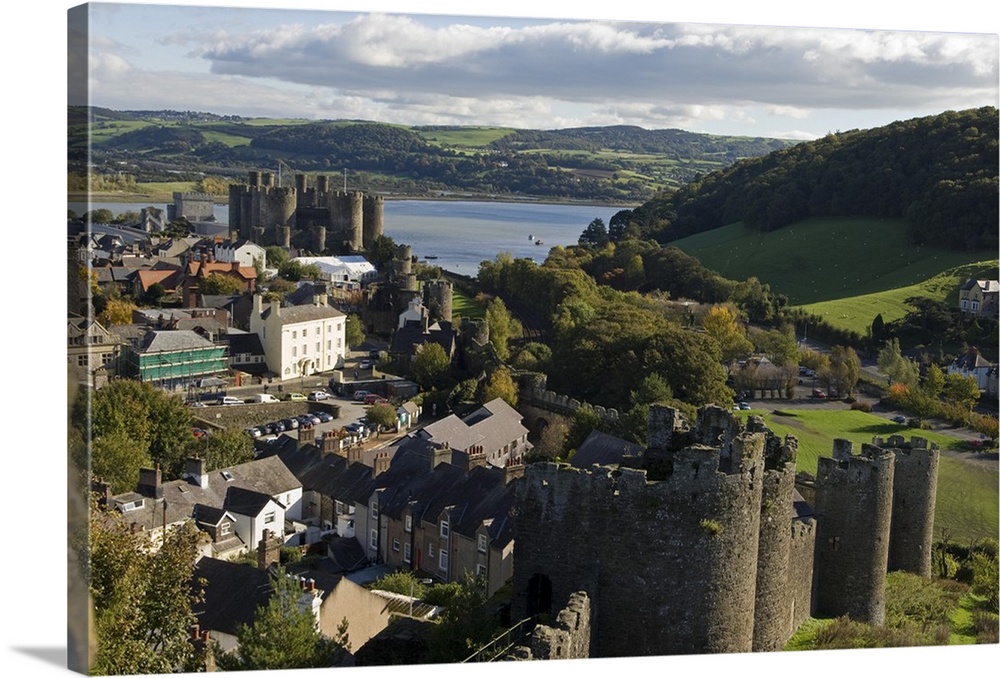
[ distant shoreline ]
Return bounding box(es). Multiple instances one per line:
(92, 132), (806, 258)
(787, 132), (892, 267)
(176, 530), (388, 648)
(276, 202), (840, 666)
(67, 190), (634, 210)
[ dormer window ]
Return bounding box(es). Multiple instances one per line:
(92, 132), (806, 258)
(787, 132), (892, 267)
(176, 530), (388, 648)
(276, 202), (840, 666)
(118, 499), (143, 513)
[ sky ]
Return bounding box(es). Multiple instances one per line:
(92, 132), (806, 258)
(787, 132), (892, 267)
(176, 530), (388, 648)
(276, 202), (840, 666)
(1, 3), (998, 678)
(72, 1), (1000, 140)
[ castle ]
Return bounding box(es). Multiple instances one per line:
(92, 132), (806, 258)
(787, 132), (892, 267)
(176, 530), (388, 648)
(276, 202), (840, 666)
(228, 171), (384, 253)
(510, 404), (939, 658)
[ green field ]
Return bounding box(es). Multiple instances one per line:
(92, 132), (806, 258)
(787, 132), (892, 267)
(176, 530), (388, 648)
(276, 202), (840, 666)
(415, 127), (516, 148)
(451, 286), (487, 322)
(670, 217), (996, 335)
(739, 407), (998, 544)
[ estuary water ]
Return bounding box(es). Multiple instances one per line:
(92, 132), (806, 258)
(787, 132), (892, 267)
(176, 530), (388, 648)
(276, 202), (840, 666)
(68, 199), (624, 274)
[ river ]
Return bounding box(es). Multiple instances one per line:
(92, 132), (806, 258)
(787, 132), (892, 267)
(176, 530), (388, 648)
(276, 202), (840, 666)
(68, 199), (624, 274)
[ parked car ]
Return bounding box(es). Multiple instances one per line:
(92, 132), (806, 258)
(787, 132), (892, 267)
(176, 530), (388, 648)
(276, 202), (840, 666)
(737, 402), (751, 411)
(352, 390), (372, 401)
(365, 393), (388, 405)
(254, 393), (280, 404)
(220, 396), (243, 406)
(892, 415), (907, 424)
(297, 413), (320, 426)
(360, 359), (373, 369)
(368, 349), (381, 359)
(314, 411), (333, 423)
(189, 401), (207, 408)
(812, 388), (827, 398)
(244, 427), (262, 438)
(271, 421), (286, 433)
(287, 392), (307, 402)
(281, 418), (299, 430)
(308, 390), (331, 401)
(192, 427), (207, 438)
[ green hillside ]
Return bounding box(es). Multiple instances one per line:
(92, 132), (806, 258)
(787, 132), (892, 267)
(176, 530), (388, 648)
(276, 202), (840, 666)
(671, 216), (996, 335)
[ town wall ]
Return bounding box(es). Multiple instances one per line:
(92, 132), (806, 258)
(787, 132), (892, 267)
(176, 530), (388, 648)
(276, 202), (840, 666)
(509, 592), (591, 660)
(512, 405), (767, 657)
(882, 436), (940, 576)
(813, 441), (895, 625)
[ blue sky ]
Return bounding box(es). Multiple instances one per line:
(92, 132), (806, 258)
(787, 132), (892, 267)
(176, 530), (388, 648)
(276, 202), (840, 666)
(73, 1), (999, 140)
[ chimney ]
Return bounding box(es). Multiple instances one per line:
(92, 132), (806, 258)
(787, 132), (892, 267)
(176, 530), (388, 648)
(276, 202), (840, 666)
(257, 533), (281, 571)
(322, 430), (342, 457)
(466, 445), (487, 471)
(298, 424), (314, 446)
(137, 466), (163, 499)
(191, 624), (201, 640)
(429, 442), (450, 470)
(347, 445), (364, 466)
(253, 294), (263, 316)
(206, 248), (215, 264)
(504, 456), (525, 485)
(373, 451), (391, 477)
(184, 455), (209, 489)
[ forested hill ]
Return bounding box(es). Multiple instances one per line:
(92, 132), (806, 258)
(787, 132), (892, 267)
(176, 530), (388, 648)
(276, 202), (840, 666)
(618, 107), (999, 251)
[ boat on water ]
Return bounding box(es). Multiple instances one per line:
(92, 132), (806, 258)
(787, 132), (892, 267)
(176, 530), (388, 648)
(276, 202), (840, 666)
(534, 239), (544, 245)
(425, 255), (439, 260)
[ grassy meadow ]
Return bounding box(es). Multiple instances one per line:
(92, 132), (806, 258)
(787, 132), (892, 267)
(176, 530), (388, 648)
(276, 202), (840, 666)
(671, 217), (996, 335)
(737, 407), (998, 545)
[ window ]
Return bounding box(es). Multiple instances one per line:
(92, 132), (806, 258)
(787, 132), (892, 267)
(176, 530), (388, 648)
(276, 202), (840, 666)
(220, 521), (231, 536)
(77, 355), (88, 367)
(316, 342), (320, 352)
(370, 529), (378, 550)
(327, 340), (332, 350)
(962, 299), (969, 309)
(428, 543), (435, 559)
(440, 520), (449, 538)
(371, 501), (379, 519)
(478, 534), (488, 553)
(972, 300), (980, 311)
(292, 331), (297, 339)
(439, 549), (449, 572)
(264, 511), (275, 524)
(476, 564), (487, 577)
(292, 346), (297, 357)
(405, 515), (412, 532)
(392, 538), (400, 552)
(404, 542), (412, 563)
(302, 328), (307, 337)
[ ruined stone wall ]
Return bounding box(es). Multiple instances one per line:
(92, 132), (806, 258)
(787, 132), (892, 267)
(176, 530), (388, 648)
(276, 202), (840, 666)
(813, 441), (895, 625)
(883, 436), (939, 577)
(512, 411), (767, 657)
(510, 592), (591, 660)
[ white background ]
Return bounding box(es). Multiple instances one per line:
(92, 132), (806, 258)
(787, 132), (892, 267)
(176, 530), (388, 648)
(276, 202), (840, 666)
(3, 1), (997, 677)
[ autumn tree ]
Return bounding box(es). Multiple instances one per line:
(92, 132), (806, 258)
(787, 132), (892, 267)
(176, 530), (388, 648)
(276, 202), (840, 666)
(98, 297), (138, 326)
(87, 505), (202, 675)
(198, 273), (243, 296)
(943, 373), (981, 410)
(480, 366), (518, 408)
(702, 305), (754, 364)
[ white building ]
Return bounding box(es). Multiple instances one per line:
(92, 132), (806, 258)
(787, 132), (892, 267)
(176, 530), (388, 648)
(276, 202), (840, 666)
(293, 255), (377, 284)
(250, 295), (347, 381)
(213, 238), (266, 269)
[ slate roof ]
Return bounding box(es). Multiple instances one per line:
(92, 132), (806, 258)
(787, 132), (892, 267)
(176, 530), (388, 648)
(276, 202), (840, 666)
(389, 320), (456, 358)
(193, 558), (273, 636)
(107, 455), (300, 531)
(416, 398), (528, 459)
(261, 303), (346, 324)
(136, 329), (218, 353)
(224, 485), (281, 517)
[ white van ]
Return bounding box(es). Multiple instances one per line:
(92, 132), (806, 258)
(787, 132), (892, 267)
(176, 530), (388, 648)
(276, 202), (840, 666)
(220, 396), (243, 406)
(254, 393), (279, 404)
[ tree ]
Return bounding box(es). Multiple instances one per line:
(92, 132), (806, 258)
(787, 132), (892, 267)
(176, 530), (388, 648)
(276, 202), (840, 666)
(86, 208), (114, 224)
(98, 298), (138, 326)
(943, 373), (981, 410)
(528, 419), (569, 462)
(702, 305), (754, 364)
(365, 402), (398, 435)
(484, 297), (521, 361)
(481, 366), (518, 408)
(345, 314), (365, 349)
(198, 428), (255, 471)
(923, 363), (946, 398)
(141, 282), (167, 307)
(219, 566), (343, 670)
(198, 273), (243, 296)
(411, 342), (451, 390)
(90, 431), (153, 496)
(578, 218), (610, 248)
(264, 246), (289, 268)
(426, 574), (502, 663)
(88, 505), (202, 675)
(877, 338), (920, 387)
(829, 345), (861, 397)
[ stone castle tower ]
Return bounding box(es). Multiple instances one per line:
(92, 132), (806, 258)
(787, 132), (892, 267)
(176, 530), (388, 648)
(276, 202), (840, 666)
(228, 171), (384, 253)
(510, 406), (940, 658)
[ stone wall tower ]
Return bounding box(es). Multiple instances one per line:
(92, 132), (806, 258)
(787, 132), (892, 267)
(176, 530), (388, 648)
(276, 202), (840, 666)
(423, 279), (454, 324)
(813, 440), (895, 625)
(363, 194), (384, 250)
(882, 435), (939, 577)
(745, 417), (798, 652)
(512, 406), (769, 657)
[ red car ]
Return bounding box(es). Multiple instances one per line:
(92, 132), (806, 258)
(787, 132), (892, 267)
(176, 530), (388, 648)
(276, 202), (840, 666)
(811, 388), (827, 398)
(364, 393), (388, 405)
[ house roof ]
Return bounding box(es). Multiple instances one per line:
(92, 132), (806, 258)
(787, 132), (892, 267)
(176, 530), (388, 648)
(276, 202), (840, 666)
(192, 558), (274, 636)
(107, 455), (301, 530)
(389, 321), (456, 358)
(417, 398), (528, 458)
(136, 329), (218, 353)
(571, 430), (643, 469)
(224, 485), (281, 517)
(261, 302), (346, 325)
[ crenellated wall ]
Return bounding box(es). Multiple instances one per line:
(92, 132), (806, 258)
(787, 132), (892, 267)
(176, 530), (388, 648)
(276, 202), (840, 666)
(881, 436), (940, 576)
